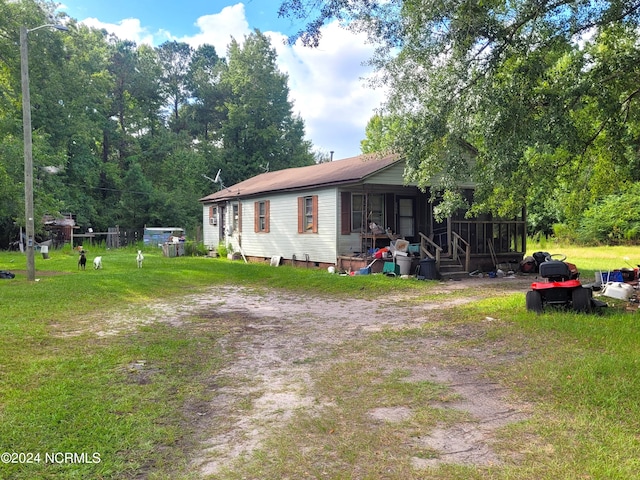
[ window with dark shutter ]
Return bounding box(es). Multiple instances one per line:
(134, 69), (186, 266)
(254, 201), (270, 233)
(209, 205), (218, 226)
(298, 195), (318, 233)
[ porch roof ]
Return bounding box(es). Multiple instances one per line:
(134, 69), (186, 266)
(199, 153), (401, 203)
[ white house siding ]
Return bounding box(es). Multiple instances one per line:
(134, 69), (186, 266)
(202, 206), (219, 248)
(336, 190), (362, 256)
(227, 187), (339, 265)
(337, 233), (363, 257)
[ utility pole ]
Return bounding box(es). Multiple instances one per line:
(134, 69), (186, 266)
(20, 23), (68, 281)
(20, 26), (35, 281)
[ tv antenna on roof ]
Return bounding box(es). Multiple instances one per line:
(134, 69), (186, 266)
(260, 162), (269, 173)
(202, 169), (226, 191)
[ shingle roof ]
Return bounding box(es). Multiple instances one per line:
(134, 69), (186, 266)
(199, 153), (401, 203)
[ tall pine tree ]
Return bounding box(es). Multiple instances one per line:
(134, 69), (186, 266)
(220, 30), (313, 185)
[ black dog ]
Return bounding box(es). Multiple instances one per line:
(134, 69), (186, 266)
(78, 251), (87, 270)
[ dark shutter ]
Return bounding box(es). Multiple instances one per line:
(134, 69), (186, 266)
(312, 195), (318, 233)
(340, 192), (351, 235)
(297, 197), (304, 233)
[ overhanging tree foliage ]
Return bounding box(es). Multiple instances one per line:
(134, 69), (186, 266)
(280, 0), (640, 235)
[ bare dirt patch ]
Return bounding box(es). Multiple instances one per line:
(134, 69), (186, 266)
(180, 276), (531, 475)
(83, 275), (536, 476)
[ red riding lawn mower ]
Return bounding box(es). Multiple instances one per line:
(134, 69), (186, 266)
(526, 254), (605, 313)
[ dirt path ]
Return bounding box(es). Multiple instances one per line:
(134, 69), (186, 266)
(73, 275), (535, 475)
(125, 276), (532, 476)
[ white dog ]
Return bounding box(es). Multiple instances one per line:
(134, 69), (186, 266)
(93, 256), (102, 269)
(136, 250), (144, 268)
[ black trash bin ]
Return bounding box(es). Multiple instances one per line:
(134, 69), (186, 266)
(417, 258), (437, 280)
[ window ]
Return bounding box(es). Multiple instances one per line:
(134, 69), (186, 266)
(209, 205), (218, 226)
(352, 194), (365, 232)
(398, 198), (414, 236)
(351, 193), (384, 232)
(254, 200), (270, 233)
(232, 203), (241, 233)
(298, 195), (318, 233)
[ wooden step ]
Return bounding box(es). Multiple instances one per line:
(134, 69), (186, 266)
(437, 259), (468, 278)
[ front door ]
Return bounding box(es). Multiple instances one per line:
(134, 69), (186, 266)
(397, 197), (415, 239)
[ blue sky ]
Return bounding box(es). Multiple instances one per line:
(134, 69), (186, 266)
(57, 1), (387, 159)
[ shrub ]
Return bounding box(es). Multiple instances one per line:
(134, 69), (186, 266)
(184, 241), (208, 256)
(552, 223), (578, 244)
(577, 183), (640, 244)
(217, 242), (228, 257)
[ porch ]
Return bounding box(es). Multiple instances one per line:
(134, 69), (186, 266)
(339, 187), (526, 277)
(337, 229), (524, 278)
(419, 218), (527, 276)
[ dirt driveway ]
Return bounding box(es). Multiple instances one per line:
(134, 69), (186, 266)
(113, 275), (535, 476)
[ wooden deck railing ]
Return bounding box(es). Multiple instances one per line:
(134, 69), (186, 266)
(418, 232), (442, 271)
(451, 231), (471, 272)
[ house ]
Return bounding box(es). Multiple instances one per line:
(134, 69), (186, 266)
(199, 153), (526, 275)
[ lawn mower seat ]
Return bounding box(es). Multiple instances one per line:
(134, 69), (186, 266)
(539, 260), (573, 282)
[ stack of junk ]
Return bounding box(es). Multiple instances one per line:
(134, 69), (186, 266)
(523, 253), (639, 303)
(595, 267), (638, 302)
(351, 223), (437, 279)
(365, 239), (436, 279)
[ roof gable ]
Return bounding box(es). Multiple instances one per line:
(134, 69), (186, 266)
(200, 153), (401, 202)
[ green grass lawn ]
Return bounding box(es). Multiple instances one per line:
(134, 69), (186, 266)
(1, 243), (640, 479)
(0, 247), (430, 479)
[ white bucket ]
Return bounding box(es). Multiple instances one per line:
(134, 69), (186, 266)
(396, 256), (413, 276)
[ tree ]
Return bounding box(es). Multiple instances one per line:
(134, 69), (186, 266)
(313, 149), (334, 163)
(577, 183), (640, 244)
(157, 41), (193, 131)
(360, 113), (399, 154)
(185, 44), (227, 141)
(130, 44), (164, 136)
(0, 1), (322, 248)
(279, 0), (640, 231)
(0, 0), (73, 235)
(220, 30), (313, 185)
(277, 0), (395, 47)
(118, 161), (153, 230)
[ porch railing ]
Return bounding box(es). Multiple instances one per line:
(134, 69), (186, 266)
(451, 231), (471, 272)
(450, 219), (526, 255)
(419, 232), (442, 271)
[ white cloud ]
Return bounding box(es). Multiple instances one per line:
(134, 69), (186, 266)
(80, 17), (159, 46)
(269, 24), (387, 158)
(78, 4), (386, 159)
(180, 4), (251, 56)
